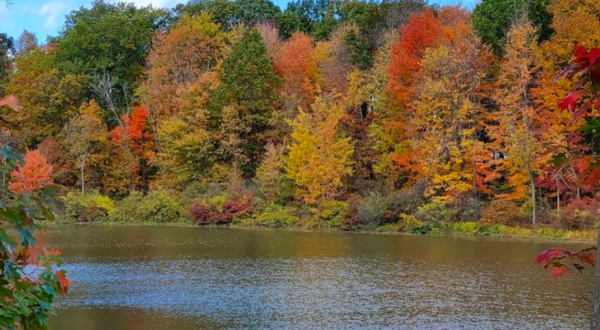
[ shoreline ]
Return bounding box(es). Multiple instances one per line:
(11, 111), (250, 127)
(41, 221), (597, 245)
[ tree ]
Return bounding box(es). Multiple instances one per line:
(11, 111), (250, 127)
(54, 0), (168, 121)
(274, 32), (316, 108)
(62, 100), (108, 194)
(490, 19), (541, 224)
(214, 28), (280, 177)
(472, 0), (553, 55)
(0, 33), (13, 96)
(8, 150), (53, 195)
(110, 106), (155, 192)
(387, 9), (442, 105)
(141, 13), (225, 127)
(6, 48), (84, 147)
(15, 30), (38, 55)
(286, 94), (354, 203)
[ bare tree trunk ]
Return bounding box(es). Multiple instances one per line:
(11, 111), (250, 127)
(80, 160), (85, 195)
(531, 177), (536, 225)
(556, 180), (560, 218)
(591, 223), (600, 330)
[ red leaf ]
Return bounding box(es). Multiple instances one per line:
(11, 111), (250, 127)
(559, 91), (584, 110)
(551, 266), (568, 279)
(55, 270), (70, 294)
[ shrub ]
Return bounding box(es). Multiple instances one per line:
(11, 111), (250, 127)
(318, 200), (348, 228)
(537, 227), (565, 238)
(479, 199), (525, 226)
(398, 213), (425, 232)
(450, 221), (479, 234)
(252, 203), (299, 228)
(415, 200), (451, 224)
(447, 194), (481, 222)
(387, 182), (426, 216)
(62, 191), (115, 222)
(347, 191), (391, 227)
(190, 192), (254, 225)
(561, 198), (599, 229)
(109, 190), (188, 223)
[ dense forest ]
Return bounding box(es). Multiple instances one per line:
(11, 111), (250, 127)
(0, 0), (599, 235)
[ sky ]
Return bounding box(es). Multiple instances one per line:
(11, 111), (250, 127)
(0, 0), (477, 41)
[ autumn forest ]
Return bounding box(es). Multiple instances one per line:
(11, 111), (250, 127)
(0, 0), (599, 235)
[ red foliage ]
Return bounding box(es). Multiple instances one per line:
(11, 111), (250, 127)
(535, 247), (596, 278)
(387, 9), (442, 104)
(559, 91), (584, 111)
(561, 197), (600, 229)
(110, 106), (154, 160)
(190, 193), (254, 225)
(9, 150), (53, 195)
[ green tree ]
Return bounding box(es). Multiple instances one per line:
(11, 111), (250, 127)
(0, 34), (14, 96)
(214, 29), (280, 177)
(472, 0), (553, 55)
(53, 0), (168, 121)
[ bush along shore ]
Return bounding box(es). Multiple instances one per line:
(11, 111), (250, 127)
(57, 182), (598, 243)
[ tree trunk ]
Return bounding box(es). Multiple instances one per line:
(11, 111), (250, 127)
(591, 222), (600, 330)
(80, 163), (85, 195)
(556, 181), (560, 218)
(531, 178), (536, 225)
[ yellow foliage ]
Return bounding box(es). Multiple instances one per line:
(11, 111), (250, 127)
(286, 94), (354, 204)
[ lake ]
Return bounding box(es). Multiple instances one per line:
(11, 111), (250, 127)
(41, 225), (592, 330)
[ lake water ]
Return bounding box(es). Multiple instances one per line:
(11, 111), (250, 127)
(41, 225), (593, 330)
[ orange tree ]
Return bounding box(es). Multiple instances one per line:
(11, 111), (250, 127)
(0, 148), (69, 329)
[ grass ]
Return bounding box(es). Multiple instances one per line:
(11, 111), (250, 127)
(46, 218), (598, 244)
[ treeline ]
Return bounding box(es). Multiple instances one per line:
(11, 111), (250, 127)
(0, 0), (599, 233)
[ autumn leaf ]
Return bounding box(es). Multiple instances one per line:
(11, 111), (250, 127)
(559, 91), (584, 111)
(550, 265), (568, 279)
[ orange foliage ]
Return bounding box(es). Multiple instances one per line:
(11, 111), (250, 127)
(274, 32), (316, 105)
(387, 9), (442, 104)
(9, 150), (53, 195)
(110, 106), (155, 160)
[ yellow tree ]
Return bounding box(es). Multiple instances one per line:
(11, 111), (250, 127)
(491, 19), (540, 224)
(61, 100), (108, 194)
(409, 8), (490, 199)
(286, 94), (354, 204)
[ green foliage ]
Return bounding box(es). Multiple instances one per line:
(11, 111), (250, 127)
(109, 190), (189, 223)
(472, 0), (553, 55)
(537, 227), (565, 238)
(449, 221), (479, 234)
(317, 200), (348, 227)
(214, 29), (281, 176)
(0, 34), (14, 96)
(177, 0), (280, 28)
(251, 203), (299, 227)
(62, 191), (115, 222)
(54, 0), (168, 114)
(348, 191), (390, 226)
(414, 200), (451, 224)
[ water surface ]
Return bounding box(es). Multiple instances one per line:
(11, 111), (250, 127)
(42, 225), (592, 329)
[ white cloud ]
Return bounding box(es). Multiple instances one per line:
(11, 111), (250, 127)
(38, 1), (69, 29)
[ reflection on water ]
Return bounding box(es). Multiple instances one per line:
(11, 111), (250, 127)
(42, 225), (592, 330)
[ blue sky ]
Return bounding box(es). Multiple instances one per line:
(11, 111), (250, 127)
(0, 0), (476, 42)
